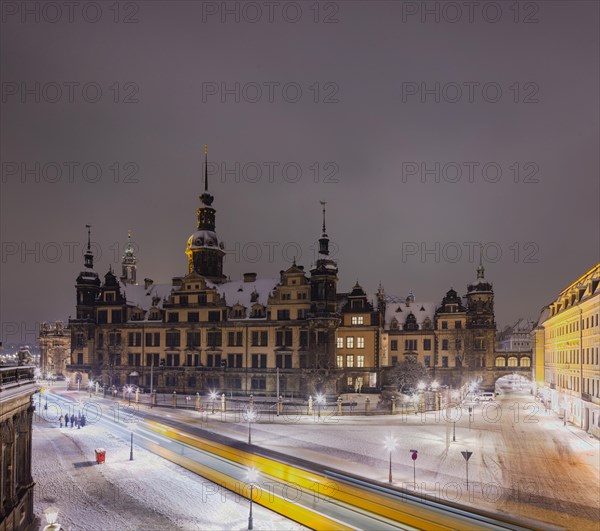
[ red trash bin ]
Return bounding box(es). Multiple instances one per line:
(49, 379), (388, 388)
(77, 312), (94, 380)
(95, 448), (106, 464)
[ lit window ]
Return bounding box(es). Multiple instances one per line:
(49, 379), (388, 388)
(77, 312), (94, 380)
(357, 355), (364, 367)
(336, 337), (343, 349)
(351, 316), (364, 325)
(357, 337), (365, 349)
(346, 337), (354, 349)
(336, 355), (344, 368)
(346, 355), (354, 367)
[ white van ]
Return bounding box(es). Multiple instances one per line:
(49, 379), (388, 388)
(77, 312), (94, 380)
(476, 392), (495, 402)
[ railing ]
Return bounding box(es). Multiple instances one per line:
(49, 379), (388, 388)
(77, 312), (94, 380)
(0, 365), (36, 391)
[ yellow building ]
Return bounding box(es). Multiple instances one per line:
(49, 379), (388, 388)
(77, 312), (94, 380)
(536, 263), (600, 437)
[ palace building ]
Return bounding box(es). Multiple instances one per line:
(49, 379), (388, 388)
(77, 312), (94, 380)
(533, 263), (600, 437)
(66, 150), (506, 396)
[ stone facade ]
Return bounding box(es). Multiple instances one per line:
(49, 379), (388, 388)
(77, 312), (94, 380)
(0, 366), (36, 531)
(534, 263), (600, 437)
(65, 153), (512, 396)
(38, 322), (70, 377)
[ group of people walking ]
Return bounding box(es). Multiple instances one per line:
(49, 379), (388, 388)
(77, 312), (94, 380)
(59, 413), (86, 429)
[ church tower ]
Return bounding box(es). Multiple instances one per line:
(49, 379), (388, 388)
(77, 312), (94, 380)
(308, 202), (341, 372)
(465, 251), (496, 371)
(466, 253), (495, 328)
(185, 146), (227, 283)
(120, 230), (137, 285)
(75, 225), (101, 320)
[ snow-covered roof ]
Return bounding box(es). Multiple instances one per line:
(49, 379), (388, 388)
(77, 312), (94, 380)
(384, 300), (437, 329)
(208, 277), (280, 319)
(121, 282), (173, 310)
(186, 230), (224, 250)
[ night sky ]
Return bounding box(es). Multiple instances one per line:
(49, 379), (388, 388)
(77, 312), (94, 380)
(1, 0), (598, 346)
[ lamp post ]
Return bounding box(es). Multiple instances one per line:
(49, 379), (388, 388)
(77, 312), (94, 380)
(129, 430), (134, 461)
(246, 467), (258, 530)
(316, 393), (324, 419)
(383, 436), (398, 483)
(247, 409), (257, 445)
(43, 506), (61, 531)
(210, 391), (217, 414)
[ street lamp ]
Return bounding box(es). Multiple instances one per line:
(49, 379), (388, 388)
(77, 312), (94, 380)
(247, 409), (257, 445)
(246, 467), (259, 530)
(383, 435), (398, 483)
(43, 506), (61, 531)
(431, 380), (439, 391)
(417, 381), (425, 392)
(316, 393), (324, 419)
(129, 427), (135, 461)
(210, 391), (217, 414)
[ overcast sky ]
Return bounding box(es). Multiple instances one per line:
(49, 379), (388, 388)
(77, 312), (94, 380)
(1, 0), (598, 346)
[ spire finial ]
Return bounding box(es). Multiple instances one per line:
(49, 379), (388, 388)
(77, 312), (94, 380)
(204, 144), (208, 192)
(477, 243), (485, 279)
(320, 200), (327, 234)
(86, 224), (91, 251)
(128, 229), (132, 241)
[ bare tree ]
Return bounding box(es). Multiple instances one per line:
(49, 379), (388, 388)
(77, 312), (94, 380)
(387, 357), (429, 394)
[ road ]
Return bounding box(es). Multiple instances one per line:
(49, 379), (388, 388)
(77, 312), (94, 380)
(138, 389), (598, 531)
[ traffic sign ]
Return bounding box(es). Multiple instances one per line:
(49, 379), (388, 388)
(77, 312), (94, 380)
(410, 449), (418, 461)
(461, 450), (473, 462)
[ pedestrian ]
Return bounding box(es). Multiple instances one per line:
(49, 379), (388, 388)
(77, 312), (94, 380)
(65, 414), (70, 427)
(59, 415), (63, 428)
(81, 415), (86, 427)
(70, 413), (76, 428)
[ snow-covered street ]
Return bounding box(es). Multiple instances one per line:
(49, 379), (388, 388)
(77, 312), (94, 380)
(33, 386), (599, 530)
(32, 415), (305, 531)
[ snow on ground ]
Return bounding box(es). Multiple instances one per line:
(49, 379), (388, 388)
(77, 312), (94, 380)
(32, 417), (306, 531)
(126, 391), (599, 531)
(39, 387), (599, 530)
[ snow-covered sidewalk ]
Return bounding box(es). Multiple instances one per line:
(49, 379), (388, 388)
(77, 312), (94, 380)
(32, 417), (305, 531)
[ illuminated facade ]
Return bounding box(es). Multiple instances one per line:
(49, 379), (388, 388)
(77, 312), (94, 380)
(38, 321), (70, 377)
(535, 263), (600, 437)
(65, 151), (519, 397)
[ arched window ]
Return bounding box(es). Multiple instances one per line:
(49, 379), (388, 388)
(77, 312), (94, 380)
(495, 356), (506, 367)
(520, 356), (531, 367)
(508, 356), (518, 367)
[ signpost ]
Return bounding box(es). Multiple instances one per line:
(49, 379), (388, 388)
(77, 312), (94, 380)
(461, 450), (473, 490)
(410, 449), (418, 487)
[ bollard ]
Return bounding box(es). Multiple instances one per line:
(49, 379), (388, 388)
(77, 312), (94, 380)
(337, 396), (343, 416)
(172, 391), (177, 408)
(392, 396), (397, 414)
(135, 389), (140, 404)
(308, 396), (313, 415)
(195, 393), (201, 411)
(365, 397), (371, 413)
(221, 393), (226, 413)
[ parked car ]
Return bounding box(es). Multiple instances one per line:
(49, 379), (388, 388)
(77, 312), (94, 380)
(476, 392), (495, 402)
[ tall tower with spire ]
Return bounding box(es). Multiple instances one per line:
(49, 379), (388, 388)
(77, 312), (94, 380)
(185, 145), (227, 283)
(308, 202), (341, 371)
(75, 225), (101, 320)
(466, 247), (495, 329)
(120, 230), (137, 285)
